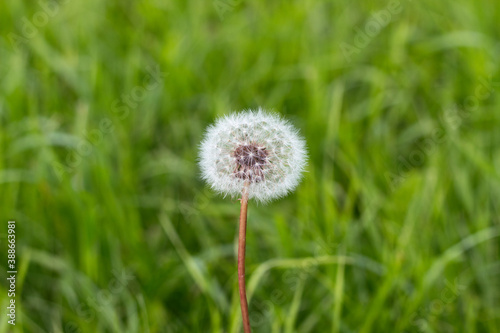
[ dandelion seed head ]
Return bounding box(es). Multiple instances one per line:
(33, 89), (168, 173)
(199, 108), (308, 203)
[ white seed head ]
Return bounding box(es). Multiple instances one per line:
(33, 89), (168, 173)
(199, 108), (308, 203)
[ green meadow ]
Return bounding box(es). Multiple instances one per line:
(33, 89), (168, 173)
(1, 0), (499, 332)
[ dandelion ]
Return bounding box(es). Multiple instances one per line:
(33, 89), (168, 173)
(199, 108), (307, 332)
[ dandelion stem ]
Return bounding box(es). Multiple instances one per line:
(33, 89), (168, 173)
(238, 181), (251, 333)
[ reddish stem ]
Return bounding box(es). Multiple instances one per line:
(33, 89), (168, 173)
(238, 183), (251, 333)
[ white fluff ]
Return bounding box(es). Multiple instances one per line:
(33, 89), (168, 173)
(199, 108), (308, 203)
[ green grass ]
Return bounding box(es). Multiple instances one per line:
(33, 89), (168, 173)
(1, 0), (500, 332)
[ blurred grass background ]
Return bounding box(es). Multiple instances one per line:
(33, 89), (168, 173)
(1, 0), (500, 332)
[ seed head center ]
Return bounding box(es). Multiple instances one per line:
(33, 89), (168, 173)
(232, 143), (268, 182)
